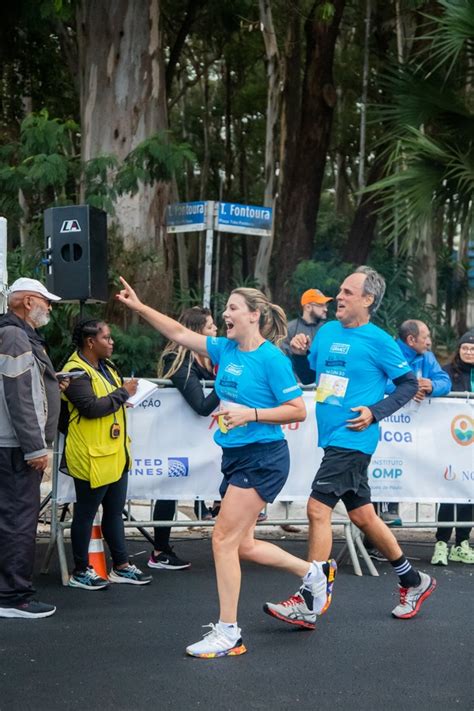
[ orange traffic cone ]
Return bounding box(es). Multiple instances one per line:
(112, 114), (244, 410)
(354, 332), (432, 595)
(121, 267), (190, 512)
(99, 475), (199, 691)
(88, 512), (108, 579)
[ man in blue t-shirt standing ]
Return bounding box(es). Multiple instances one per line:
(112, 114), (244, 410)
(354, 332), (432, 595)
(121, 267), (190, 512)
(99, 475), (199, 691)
(264, 266), (437, 629)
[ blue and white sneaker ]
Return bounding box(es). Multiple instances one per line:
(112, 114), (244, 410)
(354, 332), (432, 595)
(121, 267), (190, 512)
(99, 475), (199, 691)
(69, 566), (109, 590)
(108, 563), (152, 585)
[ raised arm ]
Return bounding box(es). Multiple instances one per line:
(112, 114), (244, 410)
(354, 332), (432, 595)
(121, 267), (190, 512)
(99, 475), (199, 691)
(116, 277), (208, 357)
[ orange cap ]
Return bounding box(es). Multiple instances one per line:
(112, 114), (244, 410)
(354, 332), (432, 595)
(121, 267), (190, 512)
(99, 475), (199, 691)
(301, 288), (332, 306)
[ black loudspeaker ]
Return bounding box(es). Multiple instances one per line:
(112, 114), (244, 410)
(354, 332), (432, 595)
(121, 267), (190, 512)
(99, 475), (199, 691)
(44, 205), (108, 302)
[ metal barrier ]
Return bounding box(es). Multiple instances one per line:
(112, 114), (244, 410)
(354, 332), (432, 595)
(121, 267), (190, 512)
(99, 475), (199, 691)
(40, 384), (473, 584)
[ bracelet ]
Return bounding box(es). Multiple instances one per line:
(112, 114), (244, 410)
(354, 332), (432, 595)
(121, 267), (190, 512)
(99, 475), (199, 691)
(254, 407), (259, 422)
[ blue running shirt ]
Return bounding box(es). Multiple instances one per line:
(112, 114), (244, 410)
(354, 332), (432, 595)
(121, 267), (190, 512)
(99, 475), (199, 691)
(206, 337), (302, 447)
(308, 321), (410, 454)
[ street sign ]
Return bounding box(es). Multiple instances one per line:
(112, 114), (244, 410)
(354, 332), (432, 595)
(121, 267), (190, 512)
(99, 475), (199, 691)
(216, 202), (272, 236)
(166, 201), (207, 233)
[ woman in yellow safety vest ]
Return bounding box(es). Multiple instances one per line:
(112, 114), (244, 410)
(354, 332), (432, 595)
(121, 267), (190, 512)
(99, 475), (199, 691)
(61, 318), (152, 590)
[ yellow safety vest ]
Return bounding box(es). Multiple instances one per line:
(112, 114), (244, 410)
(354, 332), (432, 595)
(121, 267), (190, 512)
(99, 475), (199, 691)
(61, 352), (130, 488)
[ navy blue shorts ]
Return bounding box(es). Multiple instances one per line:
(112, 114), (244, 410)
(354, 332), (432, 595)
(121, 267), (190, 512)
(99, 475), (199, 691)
(219, 440), (289, 504)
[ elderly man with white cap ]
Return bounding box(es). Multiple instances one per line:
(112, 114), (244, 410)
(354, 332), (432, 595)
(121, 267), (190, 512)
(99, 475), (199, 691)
(0, 277), (62, 618)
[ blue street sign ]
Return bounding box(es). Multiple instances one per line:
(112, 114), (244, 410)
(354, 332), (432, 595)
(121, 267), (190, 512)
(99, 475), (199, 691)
(166, 201), (207, 233)
(216, 202), (272, 236)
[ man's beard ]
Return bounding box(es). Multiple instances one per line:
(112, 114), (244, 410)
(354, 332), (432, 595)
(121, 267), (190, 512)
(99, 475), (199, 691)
(30, 305), (50, 328)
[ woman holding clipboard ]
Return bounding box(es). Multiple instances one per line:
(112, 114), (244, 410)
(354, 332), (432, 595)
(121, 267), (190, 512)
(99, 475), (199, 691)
(60, 318), (152, 590)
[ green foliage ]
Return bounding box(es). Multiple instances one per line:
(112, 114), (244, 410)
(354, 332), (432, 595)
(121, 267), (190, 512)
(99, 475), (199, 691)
(84, 155), (119, 213)
(287, 259), (353, 319)
(109, 324), (164, 378)
(115, 132), (195, 196)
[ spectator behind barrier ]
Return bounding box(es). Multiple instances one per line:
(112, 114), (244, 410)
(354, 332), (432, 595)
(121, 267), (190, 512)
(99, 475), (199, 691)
(60, 318), (152, 590)
(378, 320), (452, 530)
(0, 278), (62, 620)
(149, 306), (220, 571)
(386, 319), (451, 401)
(280, 288), (333, 533)
(280, 288), (332, 357)
(431, 330), (474, 566)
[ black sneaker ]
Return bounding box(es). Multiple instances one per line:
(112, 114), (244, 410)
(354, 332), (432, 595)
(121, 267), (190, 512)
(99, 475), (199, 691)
(147, 548), (191, 570)
(0, 600), (56, 619)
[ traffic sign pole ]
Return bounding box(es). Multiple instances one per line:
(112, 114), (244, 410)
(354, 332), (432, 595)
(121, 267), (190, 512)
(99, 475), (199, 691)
(203, 201), (215, 308)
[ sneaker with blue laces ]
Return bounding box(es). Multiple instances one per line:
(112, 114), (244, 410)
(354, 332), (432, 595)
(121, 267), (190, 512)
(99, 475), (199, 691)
(69, 566), (109, 590)
(108, 563), (152, 585)
(186, 623), (247, 658)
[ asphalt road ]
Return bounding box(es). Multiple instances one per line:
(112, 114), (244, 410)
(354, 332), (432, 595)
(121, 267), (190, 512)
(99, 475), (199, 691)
(1, 537), (472, 711)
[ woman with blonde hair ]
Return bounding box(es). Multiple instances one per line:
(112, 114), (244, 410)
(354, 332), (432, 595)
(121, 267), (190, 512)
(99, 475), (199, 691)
(116, 279), (336, 658)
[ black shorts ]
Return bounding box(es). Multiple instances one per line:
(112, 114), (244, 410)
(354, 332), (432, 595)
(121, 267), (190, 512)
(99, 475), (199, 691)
(310, 446), (372, 512)
(220, 440), (289, 504)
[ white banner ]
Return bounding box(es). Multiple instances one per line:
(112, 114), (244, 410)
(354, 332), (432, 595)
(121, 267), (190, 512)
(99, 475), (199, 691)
(57, 391), (473, 504)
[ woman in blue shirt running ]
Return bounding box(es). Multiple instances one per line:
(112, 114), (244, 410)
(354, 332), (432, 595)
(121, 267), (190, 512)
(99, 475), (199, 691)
(116, 277), (335, 659)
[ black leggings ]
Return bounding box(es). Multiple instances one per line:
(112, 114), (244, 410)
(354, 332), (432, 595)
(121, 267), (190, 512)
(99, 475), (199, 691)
(152, 500), (214, 551)
(71, 470), (129, 571)
(435, 504), (473, 545)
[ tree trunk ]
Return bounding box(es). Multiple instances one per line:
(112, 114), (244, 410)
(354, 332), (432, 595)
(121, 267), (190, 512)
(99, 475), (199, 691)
(254, 0), (281, 293)
(273, 0), (346, 305)
(343, 157), (385, 263)
(76, 0), (172, 307)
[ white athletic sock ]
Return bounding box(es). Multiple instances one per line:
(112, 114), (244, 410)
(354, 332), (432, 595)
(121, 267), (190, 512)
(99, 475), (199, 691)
(217, 620), (239, 639)
(302, 560), (323, 585)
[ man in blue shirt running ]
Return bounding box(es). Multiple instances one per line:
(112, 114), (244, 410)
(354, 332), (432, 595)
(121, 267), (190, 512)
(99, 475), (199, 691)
(264, 266), (437, 628)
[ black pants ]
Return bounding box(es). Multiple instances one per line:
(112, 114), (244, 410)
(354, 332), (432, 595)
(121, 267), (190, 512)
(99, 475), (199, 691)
(435, 504), (473, 545)
(71, 470), (129, 571)
(152, 499), (211, 551)
(0, 448), (42, 605)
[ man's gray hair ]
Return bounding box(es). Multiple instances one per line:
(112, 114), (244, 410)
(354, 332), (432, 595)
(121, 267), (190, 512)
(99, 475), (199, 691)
(354, 265), (386, 315)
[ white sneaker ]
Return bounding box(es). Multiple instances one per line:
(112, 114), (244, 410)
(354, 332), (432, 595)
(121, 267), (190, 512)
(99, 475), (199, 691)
(186, 623), (247, 658)
(391, 571), (437, 619)
(263, 592), (317, 630)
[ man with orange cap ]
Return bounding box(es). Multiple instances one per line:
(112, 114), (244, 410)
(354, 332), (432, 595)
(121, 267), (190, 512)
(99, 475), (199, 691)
(281, 289), (333, 356)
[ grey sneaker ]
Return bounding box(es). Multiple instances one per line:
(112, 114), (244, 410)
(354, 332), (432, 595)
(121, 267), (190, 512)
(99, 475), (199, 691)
(263, 592), (317, 630)
(69, 566), (109, 590)
(391, 572), (437, 619)
(108, 564), (152, 585)
(431, 541), (448, 566)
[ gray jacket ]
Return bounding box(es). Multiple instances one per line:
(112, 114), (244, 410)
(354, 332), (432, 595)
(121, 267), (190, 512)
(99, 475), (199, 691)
(0, 313), (60, 459)
(280, 316), (325, 356)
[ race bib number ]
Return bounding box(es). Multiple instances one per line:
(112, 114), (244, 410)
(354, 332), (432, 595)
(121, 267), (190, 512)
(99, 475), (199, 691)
(315, 373), (349, 406)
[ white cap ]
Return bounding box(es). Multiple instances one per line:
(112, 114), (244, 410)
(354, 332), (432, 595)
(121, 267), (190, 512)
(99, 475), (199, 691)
(8, 277), (61, 302)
